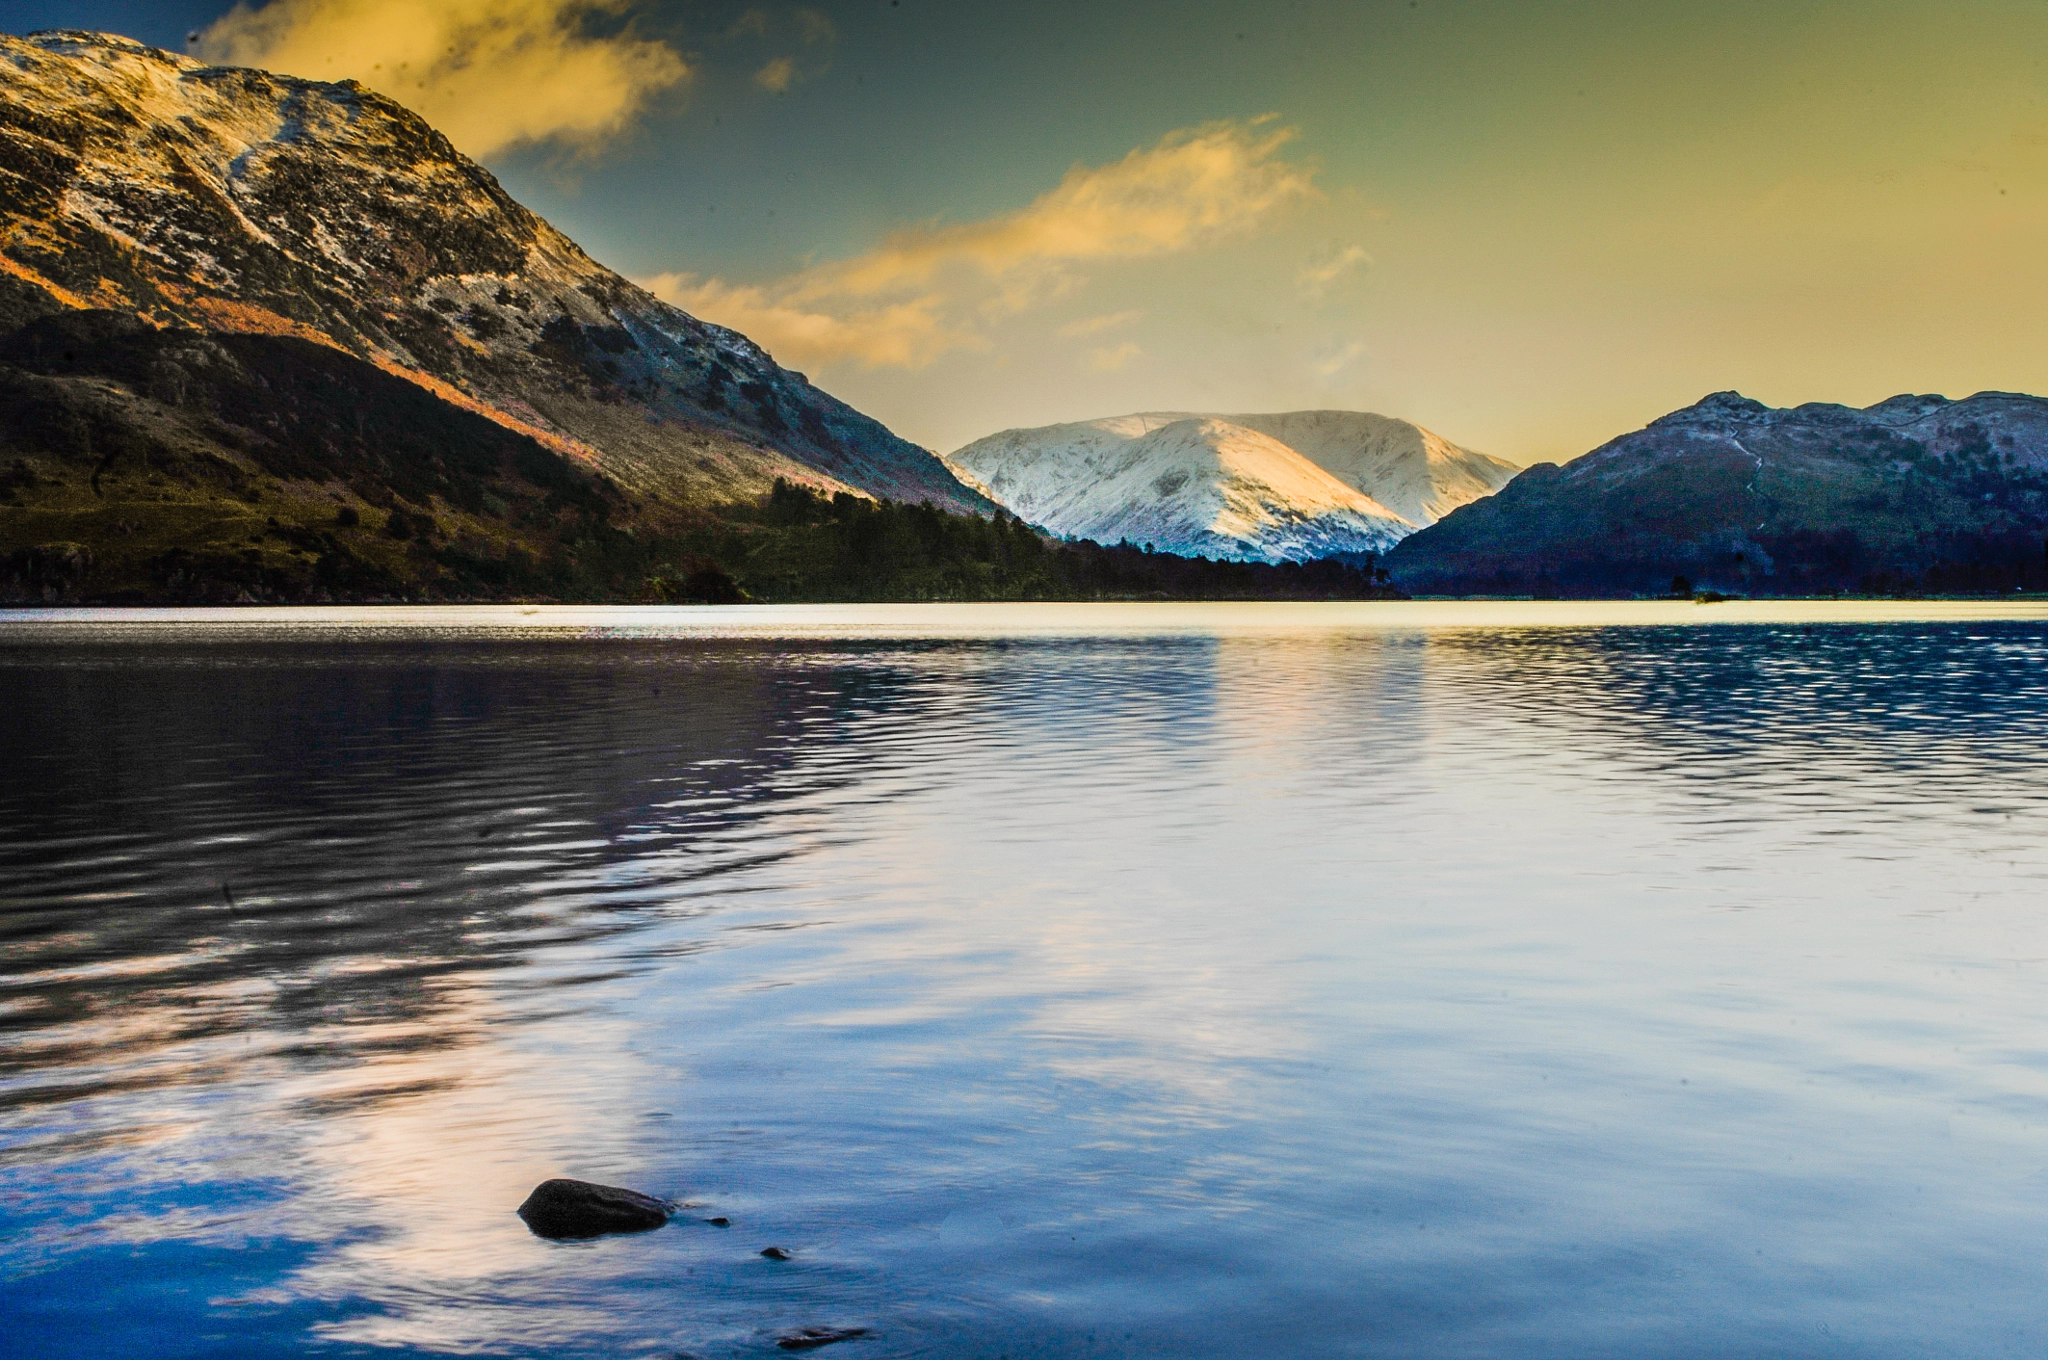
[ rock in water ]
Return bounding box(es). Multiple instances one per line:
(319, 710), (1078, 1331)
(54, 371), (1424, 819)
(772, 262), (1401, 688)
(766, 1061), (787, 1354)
(516, 1178), (671, 1240)
(776, 1327), (869, 1350)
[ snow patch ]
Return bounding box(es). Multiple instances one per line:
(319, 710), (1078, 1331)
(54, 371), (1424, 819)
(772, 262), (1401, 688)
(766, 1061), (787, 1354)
(946, 409), (1516, 562)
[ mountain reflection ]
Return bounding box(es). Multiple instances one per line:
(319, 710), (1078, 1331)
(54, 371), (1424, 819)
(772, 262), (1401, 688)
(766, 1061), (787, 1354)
(1413, 622), (2048, 833)
(0, 642), (902, 1134)
(26, 622), (2033, 1150)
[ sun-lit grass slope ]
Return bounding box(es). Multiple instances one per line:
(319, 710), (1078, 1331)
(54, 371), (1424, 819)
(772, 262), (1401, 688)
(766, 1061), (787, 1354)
(1386, 391), (2048, 597)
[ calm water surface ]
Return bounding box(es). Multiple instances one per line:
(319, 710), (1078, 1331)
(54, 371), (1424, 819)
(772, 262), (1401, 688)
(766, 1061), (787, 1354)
(5, 602), (2048, 1358)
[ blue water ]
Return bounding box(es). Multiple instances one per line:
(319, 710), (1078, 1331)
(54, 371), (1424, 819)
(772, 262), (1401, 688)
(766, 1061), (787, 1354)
(5, 602), (2048, 1358)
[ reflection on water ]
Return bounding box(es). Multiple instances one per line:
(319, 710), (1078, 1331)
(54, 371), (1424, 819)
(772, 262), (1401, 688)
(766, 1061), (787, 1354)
(4, 605), (2048, 1358)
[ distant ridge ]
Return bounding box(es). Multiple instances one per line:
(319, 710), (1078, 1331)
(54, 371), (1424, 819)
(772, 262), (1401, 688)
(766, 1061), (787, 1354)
(1386, 390), (2048, 596)
(945, 409), (1515, 563)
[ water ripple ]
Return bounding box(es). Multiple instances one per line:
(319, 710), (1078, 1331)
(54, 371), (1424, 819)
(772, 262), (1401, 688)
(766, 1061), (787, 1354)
(5, 606), (2048, 1358)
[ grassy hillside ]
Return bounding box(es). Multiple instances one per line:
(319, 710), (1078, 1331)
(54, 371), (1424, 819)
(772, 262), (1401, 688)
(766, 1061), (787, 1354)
(0, 310), (625, 602)
(0, 313), (1399, 605)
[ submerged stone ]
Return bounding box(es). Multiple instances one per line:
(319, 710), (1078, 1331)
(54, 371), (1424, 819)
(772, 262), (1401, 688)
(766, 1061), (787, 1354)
(516, 1178), (671, 1240)
(760, 1246), (792, 1260)
(776, 1326), (868, 1350)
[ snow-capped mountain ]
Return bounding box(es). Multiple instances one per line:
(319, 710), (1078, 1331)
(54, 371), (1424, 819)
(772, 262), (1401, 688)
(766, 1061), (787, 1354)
(944, 410), (1515, 562)
(1208, 410), (1520, 529)
(0, 30), (985, 512)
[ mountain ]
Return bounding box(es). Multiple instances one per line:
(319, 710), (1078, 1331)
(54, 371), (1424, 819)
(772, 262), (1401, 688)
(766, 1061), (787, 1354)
(0, 31), (983, 492)
(943, 410), (1514, 563)
(1385, 390), (2048, 596)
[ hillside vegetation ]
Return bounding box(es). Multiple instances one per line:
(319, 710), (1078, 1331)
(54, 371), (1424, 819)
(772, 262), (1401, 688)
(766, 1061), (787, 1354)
(0, 311), (1397, 603)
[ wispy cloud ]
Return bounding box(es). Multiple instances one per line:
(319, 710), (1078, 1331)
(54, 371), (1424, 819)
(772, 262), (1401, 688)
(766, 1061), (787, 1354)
(796, 7), (837, 44)
(661, 282), (979, 370)
(643, 119), (1316, 369)
(1057, 310), (1145, 340)
(198, 0), (687, 157)
(726, 6), (833, 95)
(1086, 341), (1145, 372)
(1312, 339), (1366, 378)
(1298, 244), (1370, 301)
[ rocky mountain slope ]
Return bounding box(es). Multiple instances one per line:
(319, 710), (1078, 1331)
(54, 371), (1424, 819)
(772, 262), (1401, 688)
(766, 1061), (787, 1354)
(944, 410), (1513, 563)
(0, 30), (984, 511)
(1385, 390), (2048, 596)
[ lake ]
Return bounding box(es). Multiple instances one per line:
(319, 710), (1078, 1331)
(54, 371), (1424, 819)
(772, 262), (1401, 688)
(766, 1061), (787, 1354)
(5, 601), (2048, 1358)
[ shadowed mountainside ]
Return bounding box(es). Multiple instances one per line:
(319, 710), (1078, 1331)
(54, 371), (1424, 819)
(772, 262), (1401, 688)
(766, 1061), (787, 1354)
(1386, 391), (2048, 597)
(0, 307), (633, 600)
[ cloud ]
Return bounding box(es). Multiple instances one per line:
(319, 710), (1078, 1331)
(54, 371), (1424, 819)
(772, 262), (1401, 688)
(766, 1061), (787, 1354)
(198, 0), (688, 157)
(1086, 341), (1144, 373)
(644, 119), (1314, 369)
(643, 276), (981, 370)
(1057, 310), (1144, 339)
(1312, 340), (1365, 378)
(816, 121), (1313, 301)
(728, 6), (833, 94)
(796, 8), (837, 44)
(1298, 244), (1371, 300)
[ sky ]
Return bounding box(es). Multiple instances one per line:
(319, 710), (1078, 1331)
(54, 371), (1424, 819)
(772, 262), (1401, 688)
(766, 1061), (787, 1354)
(11, 0), (2048, 462)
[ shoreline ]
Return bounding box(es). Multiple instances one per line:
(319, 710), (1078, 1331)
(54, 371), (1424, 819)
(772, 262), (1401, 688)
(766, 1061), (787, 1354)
(6, 597), (2048, 641)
